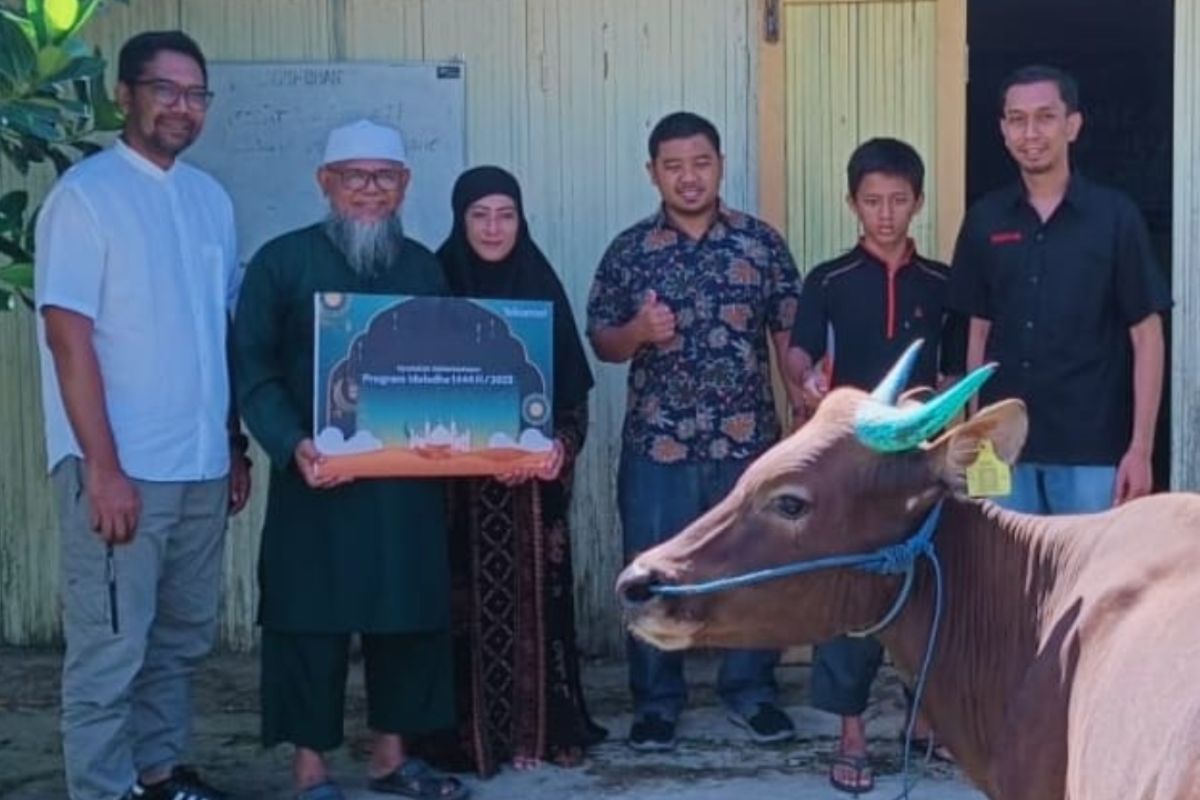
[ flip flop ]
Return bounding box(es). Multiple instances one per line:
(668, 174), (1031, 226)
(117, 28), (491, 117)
(829, 753), (874, 795)
(368, 758), (469, 799)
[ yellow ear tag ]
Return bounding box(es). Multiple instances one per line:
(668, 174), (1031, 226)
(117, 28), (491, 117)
(965, 439), (1012, 498)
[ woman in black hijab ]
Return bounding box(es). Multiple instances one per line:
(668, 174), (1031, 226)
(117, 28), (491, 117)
(429, 166), (604, 775)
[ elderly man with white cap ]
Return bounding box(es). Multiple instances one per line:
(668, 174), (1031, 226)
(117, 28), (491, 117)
(233, 120), (467, 800)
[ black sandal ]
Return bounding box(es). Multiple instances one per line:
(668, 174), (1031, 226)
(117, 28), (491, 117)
(368, 758), (469, 799)
(829, 753), (874, 796)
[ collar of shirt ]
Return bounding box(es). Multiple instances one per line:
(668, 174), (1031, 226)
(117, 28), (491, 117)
(1006, 172), (1091, 218)
(114, 136), (177, 181)
(651, 200), (736, 242)
(857, 237), (917, 271)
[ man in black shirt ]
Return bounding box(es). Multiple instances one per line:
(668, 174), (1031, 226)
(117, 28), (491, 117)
(948, 65), (1170, 514)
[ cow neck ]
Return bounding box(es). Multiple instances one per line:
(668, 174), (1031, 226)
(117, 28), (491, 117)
(879, 497), (1082, 792)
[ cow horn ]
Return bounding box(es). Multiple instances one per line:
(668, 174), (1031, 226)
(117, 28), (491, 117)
(854, 363), (998, 453)
(869, 338), (925, 405)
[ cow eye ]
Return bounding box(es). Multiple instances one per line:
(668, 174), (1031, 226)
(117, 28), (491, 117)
(770, 493), (809, 520)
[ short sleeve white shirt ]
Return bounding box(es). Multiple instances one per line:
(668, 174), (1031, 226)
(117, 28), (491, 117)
(35, 138), (240, 480)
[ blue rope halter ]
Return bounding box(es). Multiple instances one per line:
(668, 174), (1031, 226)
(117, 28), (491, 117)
(650, 501), (943, 598)
(649, 500), (947, 799)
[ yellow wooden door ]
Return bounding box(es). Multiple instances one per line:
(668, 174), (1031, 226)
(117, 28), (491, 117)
(758, 0), (966, 268)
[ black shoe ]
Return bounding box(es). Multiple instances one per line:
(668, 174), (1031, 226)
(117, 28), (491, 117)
(628, 712), (677, 752)
(583, 718), (610, 746)
(132, 766), (230, 800)
(729, 702), (796, 744)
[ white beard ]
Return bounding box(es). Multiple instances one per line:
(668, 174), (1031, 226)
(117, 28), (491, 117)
(323, 212), (406, 277)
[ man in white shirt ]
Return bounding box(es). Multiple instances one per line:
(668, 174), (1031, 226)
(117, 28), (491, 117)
(35, 30), (250, 800)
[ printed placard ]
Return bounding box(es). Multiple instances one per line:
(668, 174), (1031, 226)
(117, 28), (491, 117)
(313, 293), (554, 477)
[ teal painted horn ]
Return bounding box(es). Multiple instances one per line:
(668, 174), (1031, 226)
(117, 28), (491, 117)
(869, 338), (925, 405)
(854, 364), (998, 453)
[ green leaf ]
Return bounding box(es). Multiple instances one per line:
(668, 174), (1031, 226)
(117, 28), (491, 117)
(16, 131), (53, 162)
(0, 261), (34, 291)
(43, 54), (103, 84)
(0, 137), (33, 174)
(0, 191), (30, 240)
(87, 76), (122, 130)
(1, 99), (66, 140)
(0, 9), (38, 52)
(0, 13), (37, 87)
(35, 43), (71, 80)
(0, 235), (31, 263)
(58, 33), (91, 59)
(46, 143), (72, 174)
(0, 258), (35, 311)
(24, 203), (40, 251)
(0, 190), (30, 223)
(30, 94), (87, 118)
(25, 0), (51, 48)
(58, 0), (102, 42)
(0, 284), (34, 312)
(43, 0), (80, 37)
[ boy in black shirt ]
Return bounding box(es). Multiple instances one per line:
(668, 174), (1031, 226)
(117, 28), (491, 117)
(787, 138), (964, 794)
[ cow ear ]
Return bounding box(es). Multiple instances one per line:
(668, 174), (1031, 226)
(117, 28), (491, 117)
(897, 385), (934, 407)
(926, 399), (1028, 490)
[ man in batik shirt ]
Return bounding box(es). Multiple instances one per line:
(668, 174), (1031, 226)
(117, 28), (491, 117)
(587, 111), (803, 752)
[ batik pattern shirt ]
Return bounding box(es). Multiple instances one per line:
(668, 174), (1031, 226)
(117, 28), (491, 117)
(587, 205), (800, 463)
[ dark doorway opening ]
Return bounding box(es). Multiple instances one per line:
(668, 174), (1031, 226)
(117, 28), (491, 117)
(967, 0), (1175, 489)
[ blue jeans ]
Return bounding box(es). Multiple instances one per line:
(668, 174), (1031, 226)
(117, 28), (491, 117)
(996, 463), (1117, 515)
(618, 453), (781, 722)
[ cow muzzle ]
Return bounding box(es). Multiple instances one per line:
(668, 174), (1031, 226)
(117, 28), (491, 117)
(616, 561), (666, 610)
(617, 561), (703, 650)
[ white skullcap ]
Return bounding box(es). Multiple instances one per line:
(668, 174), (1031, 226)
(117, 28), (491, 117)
(321, 119), (407, 166)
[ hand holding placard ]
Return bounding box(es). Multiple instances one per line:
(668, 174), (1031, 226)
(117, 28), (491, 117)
(295, 438), (355, 489)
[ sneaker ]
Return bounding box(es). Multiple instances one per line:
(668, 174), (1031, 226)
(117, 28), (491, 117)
(628, 712), (677, 752)
(729, 702), (796, 744)
(132, 766), (230, 800)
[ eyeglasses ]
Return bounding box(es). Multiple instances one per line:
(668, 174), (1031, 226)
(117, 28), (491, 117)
(134, 79), (214, 111)
(329, 168), (407, 192)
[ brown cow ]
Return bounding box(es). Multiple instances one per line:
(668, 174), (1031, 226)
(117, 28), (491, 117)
(617, 350), (1200, 800)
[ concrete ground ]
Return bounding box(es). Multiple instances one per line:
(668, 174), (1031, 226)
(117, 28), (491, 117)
(0, 647), (982, 799)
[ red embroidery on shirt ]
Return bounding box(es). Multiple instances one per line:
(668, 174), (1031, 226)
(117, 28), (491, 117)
(989, 231), (1024, 245)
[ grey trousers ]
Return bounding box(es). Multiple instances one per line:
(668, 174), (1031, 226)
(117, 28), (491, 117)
(53, 457), (228, 800)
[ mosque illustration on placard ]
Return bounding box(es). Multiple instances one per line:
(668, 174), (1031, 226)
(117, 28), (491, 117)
(312, 293), (554, 478)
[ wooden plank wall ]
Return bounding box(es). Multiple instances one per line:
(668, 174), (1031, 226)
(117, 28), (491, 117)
(1174, 0), (1200, 492)
(0, 0), (757, 655)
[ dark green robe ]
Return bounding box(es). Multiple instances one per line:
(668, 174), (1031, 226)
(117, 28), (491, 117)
(234, 223), (451, 633)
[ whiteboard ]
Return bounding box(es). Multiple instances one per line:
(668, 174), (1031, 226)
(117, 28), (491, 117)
(187, 61), (466, 262)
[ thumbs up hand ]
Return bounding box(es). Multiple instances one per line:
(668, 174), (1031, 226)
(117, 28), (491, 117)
(635, 289), (677, 346)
